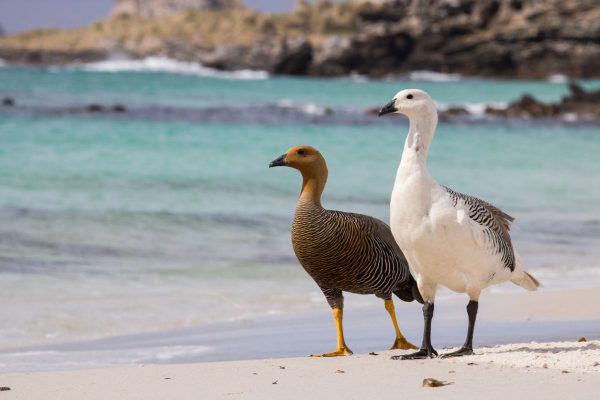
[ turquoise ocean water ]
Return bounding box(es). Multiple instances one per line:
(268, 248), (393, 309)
(1, 62), (599, 352)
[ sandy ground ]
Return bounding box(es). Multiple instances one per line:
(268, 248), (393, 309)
(482, 287), (600, 321)
(0, 341), (599, 400)
(0, 288), (599, 399)
(5, 286), (599, 369)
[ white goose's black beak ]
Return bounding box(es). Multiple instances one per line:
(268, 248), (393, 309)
(269, 154), (287, 168)
(378, 99), (397, 116)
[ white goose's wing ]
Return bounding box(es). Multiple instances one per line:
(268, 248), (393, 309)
(443, 186), (516, 271)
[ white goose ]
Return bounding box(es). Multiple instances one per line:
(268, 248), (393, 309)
(379, 89), (540, 359)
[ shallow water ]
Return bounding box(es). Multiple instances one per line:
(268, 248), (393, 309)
(0, 64), (599, 350)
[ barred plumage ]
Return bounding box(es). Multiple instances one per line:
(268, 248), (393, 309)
(443, 186), (516, 271)
(293, 199), (415, 307)
(270, 145), (419, 356)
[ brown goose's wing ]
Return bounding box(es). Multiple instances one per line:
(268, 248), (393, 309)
(443, 186), (516, 271)
(326, 210), (412, 281)
(333, 211), (401, 250)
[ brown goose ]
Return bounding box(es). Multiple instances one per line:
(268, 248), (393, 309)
(269, 145), (422, 357)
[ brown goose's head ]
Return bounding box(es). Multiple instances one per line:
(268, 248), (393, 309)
(269, 146), (328, 203)
(269, 146), (326, 174)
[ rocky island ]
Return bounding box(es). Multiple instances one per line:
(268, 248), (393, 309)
(0, 0), (598, 79)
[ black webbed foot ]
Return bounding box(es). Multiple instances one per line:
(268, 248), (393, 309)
(440, 347), (474, 358)
(391, 347), (438, 360)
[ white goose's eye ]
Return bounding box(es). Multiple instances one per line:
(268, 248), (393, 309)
(406, 94), (414, 99)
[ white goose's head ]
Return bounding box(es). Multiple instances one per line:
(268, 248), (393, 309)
(378, 89), (436, 118)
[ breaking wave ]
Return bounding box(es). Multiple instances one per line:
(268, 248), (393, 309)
(274, 99), (332, 116)
(408, 70), (462, 82)
(547, 74), (569, 84)
(63, 56), (269, 80)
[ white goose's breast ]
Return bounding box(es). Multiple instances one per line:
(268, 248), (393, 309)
(392, 190), (488, 292)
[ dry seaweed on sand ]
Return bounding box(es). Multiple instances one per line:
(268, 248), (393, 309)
(422, 378), (452, 388)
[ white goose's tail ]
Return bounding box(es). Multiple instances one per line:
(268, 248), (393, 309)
(510, 254), (541, 291)
(511, 271), (541, 291)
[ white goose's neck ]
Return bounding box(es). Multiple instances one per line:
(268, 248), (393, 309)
(399, 107), (438, 172)
(391, 103), (439, 221)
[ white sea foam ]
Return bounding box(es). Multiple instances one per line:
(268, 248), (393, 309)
(347, 72), (369, 83)
(64, 56), (269, 80)
(547, 74), (569, 84)
(153, 345), (212, 361)
(0, 58), (7, 67)
(562, 112), (579, 122)
(409, 70), (462, 82)
(275, 99), (331, 116)
(464, 101), (507, 116)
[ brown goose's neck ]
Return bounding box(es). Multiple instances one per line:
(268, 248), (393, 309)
(298, 169), (327, 208)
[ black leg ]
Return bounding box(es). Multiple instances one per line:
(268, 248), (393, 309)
(441, 300), (478, 358)
(391, 302), (437, 360)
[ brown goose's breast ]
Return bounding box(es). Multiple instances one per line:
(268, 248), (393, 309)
(291, 203), (407, 294)
(291, 205), (333, 281)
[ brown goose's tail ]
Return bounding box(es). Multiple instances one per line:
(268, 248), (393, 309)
(394, 275), (424, 304)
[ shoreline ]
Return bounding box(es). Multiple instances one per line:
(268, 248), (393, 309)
(1, 341), (598, 400)
(1, 287), (599, 373)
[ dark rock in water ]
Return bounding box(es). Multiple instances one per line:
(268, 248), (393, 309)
(87, 104), (104, 112)
(485, 95), (560, 118)
(442, 107), (470, 116)
(112, 104), (127, 113)
(0, 387), (10, 391)
(439, 106), (470, 121)
(560, 83), (600, 119)
(486, 83), (600, 120)
(2, 97), (15, 106)
(567, 83), (600, 103)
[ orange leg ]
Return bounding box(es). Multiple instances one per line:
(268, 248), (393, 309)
(310, 307), (353, 357)
(385, 299), (418, 350)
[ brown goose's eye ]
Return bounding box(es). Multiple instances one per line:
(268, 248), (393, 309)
(297, 149), (306, 155)
(407, 94), (413, 99)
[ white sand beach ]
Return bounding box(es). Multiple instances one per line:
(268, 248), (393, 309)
(0, 287), (599, 399)
(1, 341), (598, 400)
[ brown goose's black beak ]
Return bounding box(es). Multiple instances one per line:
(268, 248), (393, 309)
(378, 99), (397, 116)
(269, 154), (287, 168)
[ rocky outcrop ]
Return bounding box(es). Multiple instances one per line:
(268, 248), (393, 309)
(307, 0), (600, 78)
(0, 0), (598, 79)
(485, 83), (600, 120)
(0, 47), (106, 64)
(110, 0), (241, 18)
